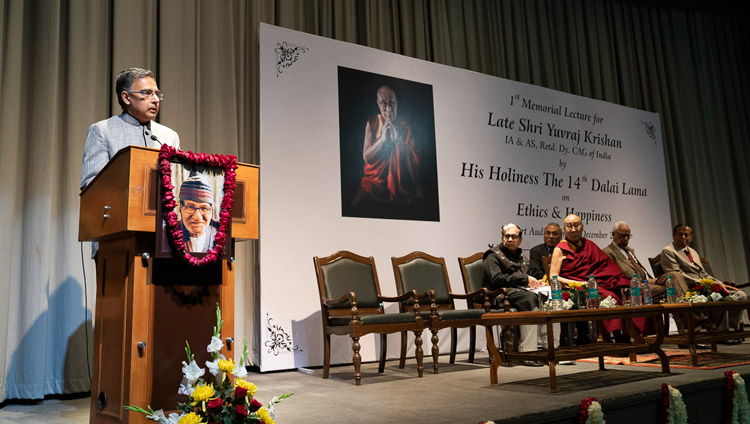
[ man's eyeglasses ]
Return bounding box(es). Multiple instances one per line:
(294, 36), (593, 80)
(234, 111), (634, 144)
(182, 204), (211, 215)
(544, 231), (561, 236)
(564, 223), (582, 230)
(503, 234), (521, 240)
(614, 232), (633, 239)
(127, 89), (165, 101)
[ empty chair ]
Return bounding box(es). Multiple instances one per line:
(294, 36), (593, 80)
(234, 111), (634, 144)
(392, 251), (492, 372)
(458, 252), (514, 362)
(313, 250), (426, 385)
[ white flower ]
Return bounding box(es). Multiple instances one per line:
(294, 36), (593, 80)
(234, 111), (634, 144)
(206, 358), (222, 376)
(146, 409), (168, 423)
(177, 377), (195, 396)
(729, 293), (741, 301)
(732, 373), (750, 424)
(181, 360), (205, 383)
(600, 296), (617, 308)
(233, 363), (248, 378)
(587, 401), (605, 424)
(666, 385), (688, 424)
(563, 299), (575, 310)
(710, 292), (724, 301)
(167, 413), (182, 424)
(692, 295), (708, 303)
(207, 336), (223, 353)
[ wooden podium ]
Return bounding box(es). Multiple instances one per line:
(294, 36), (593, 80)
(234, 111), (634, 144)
(78, 146), (258, 423)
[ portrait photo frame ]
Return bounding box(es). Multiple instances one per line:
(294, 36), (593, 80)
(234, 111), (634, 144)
(154, 145), (237, 266)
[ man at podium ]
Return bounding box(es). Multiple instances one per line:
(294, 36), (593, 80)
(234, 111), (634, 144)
(80, 67), (180, 189)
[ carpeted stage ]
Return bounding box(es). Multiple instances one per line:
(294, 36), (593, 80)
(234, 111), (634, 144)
(1, 342), (749, 424)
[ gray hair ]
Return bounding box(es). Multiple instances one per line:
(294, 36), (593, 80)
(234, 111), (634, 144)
(612, 221), (628, 232)
(115, 67), (156, 110)
(501, 223), (521, 238)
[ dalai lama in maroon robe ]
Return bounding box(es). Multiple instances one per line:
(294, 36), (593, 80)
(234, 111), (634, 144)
(550, 214), (653, 339)
(353, 85), (422, 205)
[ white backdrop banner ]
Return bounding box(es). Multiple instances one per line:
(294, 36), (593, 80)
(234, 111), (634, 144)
(258, 24), (670, 371)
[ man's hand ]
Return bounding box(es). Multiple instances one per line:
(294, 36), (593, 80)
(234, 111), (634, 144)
(528, 276), (543, 289)
(382, 119), (399, 143)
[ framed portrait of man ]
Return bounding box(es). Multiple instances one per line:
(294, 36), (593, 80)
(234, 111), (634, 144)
(155, 162), (232, 259)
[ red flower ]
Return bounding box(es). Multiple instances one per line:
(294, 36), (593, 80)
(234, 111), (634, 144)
(235, 386), (248, 399)
(694, 284), (702, 291)
(249, 399), (262, 412)
(711, 284), (722, 293)
(207, 398), (223, 411)
(562, 292), (571, 301)
(235, 404), (248, 417)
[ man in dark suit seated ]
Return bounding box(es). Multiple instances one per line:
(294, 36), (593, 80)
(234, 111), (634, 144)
(483, 223), (560, 366)
(528, 222), (562, 281)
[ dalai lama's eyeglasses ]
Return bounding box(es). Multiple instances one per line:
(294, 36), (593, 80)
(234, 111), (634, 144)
(564, 223), (582, 230)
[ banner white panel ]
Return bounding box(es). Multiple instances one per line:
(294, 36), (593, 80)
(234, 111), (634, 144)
(258, 24), (669, 371)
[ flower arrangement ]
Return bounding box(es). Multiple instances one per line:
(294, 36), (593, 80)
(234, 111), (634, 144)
(578, 396), (605, 424)
(681, 278), (739, 303)
(725, 371), (750, 424)
(599, 296), (618, 309)
(159, 145), (237, 266)
(125, 305), (292, 423)
(660, 383), (688, 424)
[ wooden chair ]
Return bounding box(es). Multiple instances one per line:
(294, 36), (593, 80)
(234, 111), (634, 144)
(457, 252), (513, 363)
(313, 250), (426, 385)
(391, 251), (491, 373)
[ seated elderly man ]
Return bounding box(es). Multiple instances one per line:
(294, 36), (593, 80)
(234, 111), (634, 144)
(603, 221), (689, 302)
(661, 223), (747, 329)
(483, 223), (561, 366)
(550, 214), (652, 341)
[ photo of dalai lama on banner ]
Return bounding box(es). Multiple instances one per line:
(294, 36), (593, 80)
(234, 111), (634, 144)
(338, 66), (440, 221)
(157, 165), (229, 258)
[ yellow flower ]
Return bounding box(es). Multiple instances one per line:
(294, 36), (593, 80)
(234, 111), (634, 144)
(191, 383), (216, 404)
(218, 358), (235, 373)
(178, 412), (206, 424)
(235, 378), (258, 396)
(257, 407), (275, 424)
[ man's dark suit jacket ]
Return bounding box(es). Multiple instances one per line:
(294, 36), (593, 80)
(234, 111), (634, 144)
(528, 243), (553, 280)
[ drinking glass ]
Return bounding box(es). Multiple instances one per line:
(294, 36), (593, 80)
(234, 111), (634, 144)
(621, 287), (632, 307)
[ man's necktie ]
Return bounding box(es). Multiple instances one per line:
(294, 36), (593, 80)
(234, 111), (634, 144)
(684, 249), (694, 264)
(626, 249), (647, 279)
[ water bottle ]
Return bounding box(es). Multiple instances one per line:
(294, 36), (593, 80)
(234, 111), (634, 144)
(550, 276), (563, 311)
(642, 279), (653, 305)
(665, 275), (677, 303)
(586, 274), (600, 309)
(630, 274), (643, 306)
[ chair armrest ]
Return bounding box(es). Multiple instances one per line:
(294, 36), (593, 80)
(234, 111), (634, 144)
(732, 282), (749, 289)
(449, 287), (488, 300)
(323, 292), (355, 307)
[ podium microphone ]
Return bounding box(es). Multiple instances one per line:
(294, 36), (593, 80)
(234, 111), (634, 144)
(150, 134), (163, 146)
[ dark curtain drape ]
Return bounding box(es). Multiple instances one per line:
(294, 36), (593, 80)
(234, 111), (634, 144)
(1, 0), (747, 401)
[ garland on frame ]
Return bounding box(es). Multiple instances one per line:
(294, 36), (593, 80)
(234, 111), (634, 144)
(159, 145), (237, 266)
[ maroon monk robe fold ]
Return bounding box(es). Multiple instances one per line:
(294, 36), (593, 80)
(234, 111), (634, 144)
(556, 238), (654, 334)
(360, 115), (421, 202)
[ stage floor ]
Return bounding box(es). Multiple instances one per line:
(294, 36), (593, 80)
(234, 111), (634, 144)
(2, 340), (749, 424)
